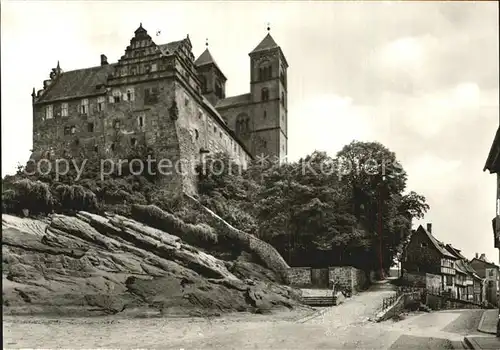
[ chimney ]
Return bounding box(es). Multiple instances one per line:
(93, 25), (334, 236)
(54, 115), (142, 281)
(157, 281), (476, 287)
(426, 223), (432, 233)
(480, 253), (486, 261)
(100, 54), (108, 66)
(475, 253), (479, 259)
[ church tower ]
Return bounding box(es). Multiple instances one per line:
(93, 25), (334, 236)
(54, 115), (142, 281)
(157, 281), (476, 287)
(249, 27), (288, 162)
(195, 41), (227, 107)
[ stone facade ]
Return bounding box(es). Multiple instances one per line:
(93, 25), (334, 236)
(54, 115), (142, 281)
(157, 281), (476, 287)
(328, 266), (368, 292)
(402, 272), (441, 290)
(287, 266), (367, 292)
(31, 24), (289, 195)
(285, 267), (311, 287)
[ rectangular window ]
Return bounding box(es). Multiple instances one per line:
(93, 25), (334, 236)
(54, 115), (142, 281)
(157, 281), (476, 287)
(45, 105), (53, 119)
(151, 63), (157, 72)
(144, 87), (159, 104)
(126, 88), (135, 102)
(80, 99), (89, 114)
(61, 103), (68, 117)
(64, 126), (71, 135)
(87, 122), (94, 132)
(97, 96), (106, 111)
(446, 275), (453, 286)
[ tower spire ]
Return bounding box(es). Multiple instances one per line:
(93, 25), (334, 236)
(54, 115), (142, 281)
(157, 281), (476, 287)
(205, 38), (209, 48)
(267, 22), (270, 32)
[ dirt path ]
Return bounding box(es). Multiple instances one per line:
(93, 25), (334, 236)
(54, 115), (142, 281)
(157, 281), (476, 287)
(4, 281), (398, 349)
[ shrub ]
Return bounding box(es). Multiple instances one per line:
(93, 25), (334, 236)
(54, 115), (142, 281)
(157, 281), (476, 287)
(2, 179), (53, 215)
(53, 184), (98, 213)
(131, 204), (218, 246)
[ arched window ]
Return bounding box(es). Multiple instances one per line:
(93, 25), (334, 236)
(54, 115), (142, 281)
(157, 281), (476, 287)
(195, 129), (199, 140)
(236, 114), (250, 137)
(258, 61), (272, 81)
(215, 80), (223, 98)
(199, 76), (207, 93)
(127, 89), (134, 101)
(261, 88), (269, 101)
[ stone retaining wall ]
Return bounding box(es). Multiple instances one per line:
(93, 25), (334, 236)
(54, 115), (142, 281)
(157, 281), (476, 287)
(286, 267), (311, 287)
(287, 266), (368, 292)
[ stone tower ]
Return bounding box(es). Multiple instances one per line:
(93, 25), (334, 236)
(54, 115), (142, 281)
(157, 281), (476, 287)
(195, 42), (227, 107)
(248, 29), (289, 162)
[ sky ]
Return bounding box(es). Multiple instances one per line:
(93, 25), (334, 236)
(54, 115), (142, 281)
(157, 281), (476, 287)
(1, 1), (499, 262)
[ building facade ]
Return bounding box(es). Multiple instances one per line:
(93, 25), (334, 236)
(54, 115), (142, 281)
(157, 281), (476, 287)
(484, 126), (500, 263)
(31, 24), (289, 195)
(470, 254), (499, 307)
(402, 223), (458, 295)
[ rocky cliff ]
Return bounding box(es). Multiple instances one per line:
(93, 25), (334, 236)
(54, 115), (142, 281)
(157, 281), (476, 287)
(2, 203), (302, 317)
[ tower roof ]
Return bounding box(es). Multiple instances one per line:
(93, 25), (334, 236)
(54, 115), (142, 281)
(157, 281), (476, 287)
(195, 48), (217, 67)
(250, 33), (279, 54)
(194, 48), (226, 80)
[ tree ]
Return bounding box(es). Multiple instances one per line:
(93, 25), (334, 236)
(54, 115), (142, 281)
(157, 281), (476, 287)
(335, 141), (429, 270)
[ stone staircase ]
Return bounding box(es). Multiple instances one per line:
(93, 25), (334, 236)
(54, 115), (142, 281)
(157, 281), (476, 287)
(302, 295), (337, 306)
(301, 289), (337, 306)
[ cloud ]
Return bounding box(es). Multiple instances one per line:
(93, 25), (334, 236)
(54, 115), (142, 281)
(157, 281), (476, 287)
(288, 94), (374, 160)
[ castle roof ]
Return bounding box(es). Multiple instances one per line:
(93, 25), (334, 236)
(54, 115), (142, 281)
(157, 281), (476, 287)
(250, 33), (279, 54)
(194, 48), (216, 66)
(36, 64), (115, 103)
(194, 48), (226, 80)
(157, 40), (185, 56)
(215, 93), (251, 109)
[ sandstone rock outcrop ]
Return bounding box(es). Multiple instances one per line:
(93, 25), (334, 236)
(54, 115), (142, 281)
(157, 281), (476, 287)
(2, 209), (302, 317)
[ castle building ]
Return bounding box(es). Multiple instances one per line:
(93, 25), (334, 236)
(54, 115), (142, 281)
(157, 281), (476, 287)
(31, 24), (289, 195)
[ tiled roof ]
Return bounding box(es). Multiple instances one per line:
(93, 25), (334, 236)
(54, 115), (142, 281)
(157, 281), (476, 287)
(417, 225), (457, 259)
(250, 33), (279, 54)
(445, 244), (467, 260)
(194, 48), (225, 79)
(455, 260), (468, 274)
(484, 126), (500, 173)
(195, 48), (216, 66)
(471, 257), (500, 269)
(36, 64), (115, 103)
(158, 40), (184, 56)
(215, 93), (251, 109)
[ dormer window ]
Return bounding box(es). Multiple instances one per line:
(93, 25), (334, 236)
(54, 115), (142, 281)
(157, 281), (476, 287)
(80, 99), (89, 114)
(45, 105), (53, 120)
(261, 88), (269, 101)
